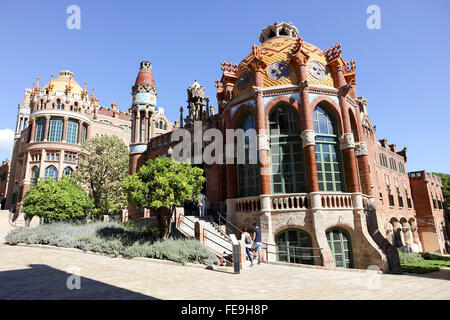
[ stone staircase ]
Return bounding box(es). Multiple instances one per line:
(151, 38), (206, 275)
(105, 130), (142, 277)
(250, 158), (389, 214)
(177, 215), (233, 257)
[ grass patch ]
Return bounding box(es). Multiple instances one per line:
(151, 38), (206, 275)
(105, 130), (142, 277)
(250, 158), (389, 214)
(5, 222), (219, 266)
(398, 249), (450, 274)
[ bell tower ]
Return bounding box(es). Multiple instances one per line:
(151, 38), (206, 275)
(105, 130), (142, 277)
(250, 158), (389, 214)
(129, 61), (157, 174)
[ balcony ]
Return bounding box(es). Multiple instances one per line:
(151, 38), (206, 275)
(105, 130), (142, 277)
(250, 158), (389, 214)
(228, 192), (364, 214)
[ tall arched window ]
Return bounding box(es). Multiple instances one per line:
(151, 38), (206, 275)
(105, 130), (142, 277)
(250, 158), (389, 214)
(313, 105), (345, 192)
(48, 117), (63, 142)
(66, 120), (79, 144)
(30, 166), (39, 186)
(62, 167), (73, 177)
(56, 99), (61, 110)
(81, 124), (87, 144)
(237, 112), (260, 197)
(34, 117), (46, 142)
(269, 103), (306, 194)
(44, 165), (58, 181)
(276, 228), (313, 265)
(326, 228), (353, 268)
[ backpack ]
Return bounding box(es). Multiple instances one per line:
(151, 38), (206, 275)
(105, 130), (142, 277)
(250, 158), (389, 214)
(244, 233), (252, 245)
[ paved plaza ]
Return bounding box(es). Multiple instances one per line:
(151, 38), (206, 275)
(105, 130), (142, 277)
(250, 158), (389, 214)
(0, 243), (449, 300)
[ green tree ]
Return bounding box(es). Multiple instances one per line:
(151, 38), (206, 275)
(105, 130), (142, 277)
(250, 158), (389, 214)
(74, 135), (129, 217)
(124, 157), (205, 240)
(21, 176), (93, 224)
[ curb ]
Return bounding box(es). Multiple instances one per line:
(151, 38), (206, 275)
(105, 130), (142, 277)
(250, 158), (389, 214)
(7, 243), (233, 273)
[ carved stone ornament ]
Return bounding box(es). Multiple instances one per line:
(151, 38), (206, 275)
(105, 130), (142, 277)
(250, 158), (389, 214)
(338, 84), (352, 97)
(257, 134), (270, 151)
(299, 80), (309, 90)
(252, 86), (264, 96)
(354, 141), (368, 156)
(339, 133), (355, 150)
(300, 130), (316, 147)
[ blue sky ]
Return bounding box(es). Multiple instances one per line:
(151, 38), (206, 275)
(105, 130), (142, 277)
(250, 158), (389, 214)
(0, 0), (449, 173)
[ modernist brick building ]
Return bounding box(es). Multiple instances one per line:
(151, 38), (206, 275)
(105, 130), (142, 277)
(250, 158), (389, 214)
(127, 21), (448, 272)
(409, 171), (447, 253)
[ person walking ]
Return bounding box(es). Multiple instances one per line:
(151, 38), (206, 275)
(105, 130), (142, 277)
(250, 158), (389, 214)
(242, 227), (254, 267)
(198, 195), (206, 218)
(252, 223), (262, 264)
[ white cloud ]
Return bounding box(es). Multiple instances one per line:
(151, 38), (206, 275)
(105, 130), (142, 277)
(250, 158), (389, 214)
(0, 128), (14, 151)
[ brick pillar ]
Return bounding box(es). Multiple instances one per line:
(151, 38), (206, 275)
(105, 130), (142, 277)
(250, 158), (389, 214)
(77, 120), (83, 144)
(291, 50), (319, 193)
(43, 116), (50, 141)
(136, 110), (141, 143)
(29, 119), (36, 142)
(224, 109), (237, 200)
(253, 72), (271, 195)
(356, 143), (372, 196)
(62, 116), (68, 142)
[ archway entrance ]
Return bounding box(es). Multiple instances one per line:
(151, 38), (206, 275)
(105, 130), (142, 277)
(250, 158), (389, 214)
(326, 228), (353, 268)
(276, 228), (313, 265)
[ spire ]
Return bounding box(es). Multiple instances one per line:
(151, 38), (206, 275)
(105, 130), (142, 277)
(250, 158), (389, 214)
(90, 88), (98, 104)
(65, 76), (73, 96)
(82, 81), (88, 99)
(35, 76), (40, 93)
(47, 74), (54, 94)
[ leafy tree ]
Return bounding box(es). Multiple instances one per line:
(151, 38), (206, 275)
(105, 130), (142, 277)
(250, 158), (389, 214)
(74, 135), (129, 217)
(21, 176), (93, 223)
(124, 157), (205, 240)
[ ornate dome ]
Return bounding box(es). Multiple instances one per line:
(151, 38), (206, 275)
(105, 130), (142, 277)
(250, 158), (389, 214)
(41, 70), (84, 96)
(233, 22), (334, 97)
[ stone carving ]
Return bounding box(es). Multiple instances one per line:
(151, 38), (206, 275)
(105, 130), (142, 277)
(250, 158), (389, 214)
(355, 141), (368, 156)
(252, 86), (263, 96)
(339, 133), (355, 150)
(338, 84), (353, 97)
(300, 130), (316, 147)
(257, 134), (270, 151)
(299, 80), (309, 90)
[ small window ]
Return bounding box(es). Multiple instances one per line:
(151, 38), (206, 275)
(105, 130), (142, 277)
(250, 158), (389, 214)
(389, 194), (395, 207)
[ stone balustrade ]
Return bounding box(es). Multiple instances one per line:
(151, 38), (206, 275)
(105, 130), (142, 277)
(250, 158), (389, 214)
(229, 192), (362, 214)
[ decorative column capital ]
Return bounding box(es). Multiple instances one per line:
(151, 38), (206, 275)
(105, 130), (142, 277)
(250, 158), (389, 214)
(337, 84), (353, 97)
(354, 141), (368, 156)
(257, 134), (270, 151)
(300, 130), (316, 147)
(339, 133), (355, 150)
(252, 86), (263, 97)
(299, 80), (309, 90)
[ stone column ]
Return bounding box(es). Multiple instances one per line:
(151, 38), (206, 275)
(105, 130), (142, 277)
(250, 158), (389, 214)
(43, 116), (50, 141)
(62, 116), (68, 143)
(136, 110), (141, 143)
(355, 141), (372, 196)
(58, 150), (64, 179)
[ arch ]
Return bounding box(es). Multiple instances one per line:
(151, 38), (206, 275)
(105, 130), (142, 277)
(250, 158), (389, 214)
(309, 96), (344, 135)
(62, 166), (73, 177)
(275, 228), (314, 265)
(268, 102), (306, 194)
(264, 96), (301, 129)
(326, 227), (354, 268)
(231, 104), (257, 129)
(30, 166), (39, 186)
(44, 165), (58, 181)
(314, 104), (345, 192)
(348, 107), (361, 142)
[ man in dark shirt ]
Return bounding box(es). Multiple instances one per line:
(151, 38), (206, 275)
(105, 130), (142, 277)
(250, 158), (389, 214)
(252, 223), (262, 264)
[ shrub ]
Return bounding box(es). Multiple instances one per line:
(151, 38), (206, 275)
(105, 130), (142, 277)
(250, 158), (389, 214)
(5, 222), (219, 265)
(398, 249), (424, 264)
(422, 252), (450, 261)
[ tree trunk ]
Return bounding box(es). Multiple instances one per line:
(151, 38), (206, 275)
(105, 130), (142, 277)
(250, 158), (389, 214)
(156, 207), (175, 240)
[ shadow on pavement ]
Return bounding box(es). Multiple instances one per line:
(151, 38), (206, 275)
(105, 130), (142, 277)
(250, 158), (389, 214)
(402, 268), (450, 281)
(0, 264), (158, 300)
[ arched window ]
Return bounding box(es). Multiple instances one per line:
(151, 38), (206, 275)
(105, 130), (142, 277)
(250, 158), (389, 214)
(81, 124), (87, 145)
(269, 104), (306, 194)
(313, 105), (345, 192)
(62, 167), (73, 177)
(66, 119), (79, 144)
(34, 117), (46, 142)
(56, 99), (61, 110)
(48, 117), (63, 142)
(237, 112), (260, 197)
(30, 166), (39, 186)
(326, 228), (353, 268)
(276, 228), (313, 265)
(44, 165), (58, 181)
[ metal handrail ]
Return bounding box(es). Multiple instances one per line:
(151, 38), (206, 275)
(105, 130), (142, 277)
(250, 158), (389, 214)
(262, 242), (323, 265)
(215, 211), (242, 235)
(202, 229), (232, 254)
